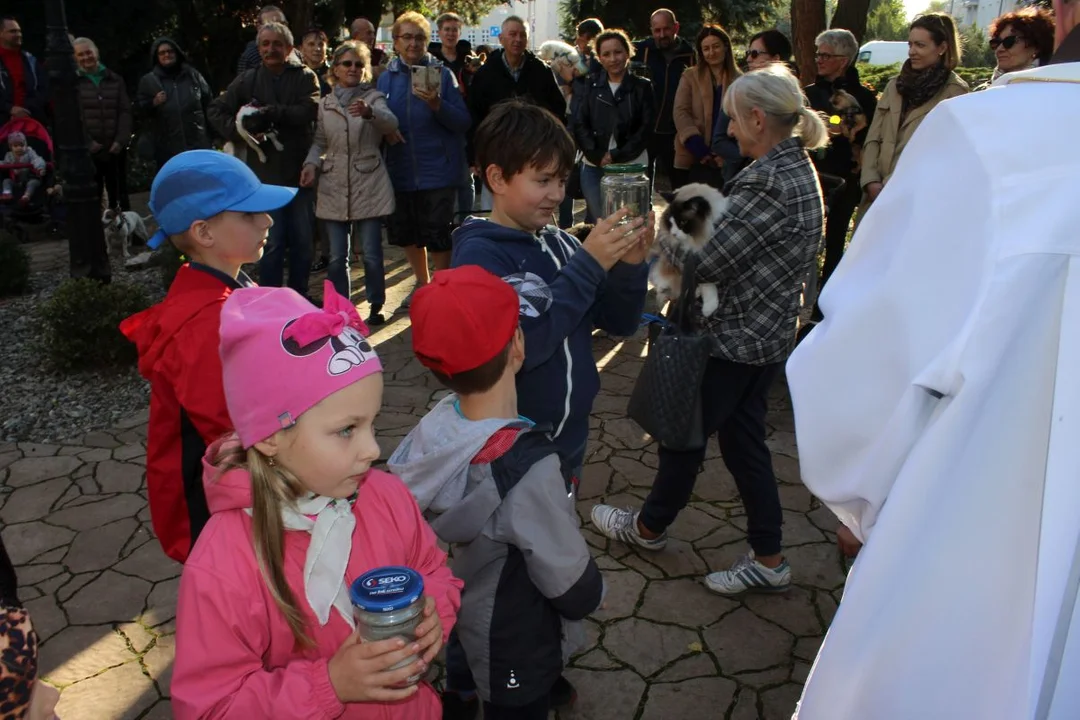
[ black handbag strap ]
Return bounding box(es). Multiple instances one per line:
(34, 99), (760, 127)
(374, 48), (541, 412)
(670, 253), (700, 334)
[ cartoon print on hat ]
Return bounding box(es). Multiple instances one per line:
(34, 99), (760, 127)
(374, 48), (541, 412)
(281, 321), (376, 376)
(503, 272), (554, 319)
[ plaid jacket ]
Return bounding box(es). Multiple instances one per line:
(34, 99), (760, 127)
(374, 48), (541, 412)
(664, 136), (824, 365)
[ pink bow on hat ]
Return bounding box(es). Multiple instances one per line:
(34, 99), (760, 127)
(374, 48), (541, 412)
(283, 280), (371, 347)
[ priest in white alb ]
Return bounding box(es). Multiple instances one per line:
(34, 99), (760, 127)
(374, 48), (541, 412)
(785, 0), (1080, 717)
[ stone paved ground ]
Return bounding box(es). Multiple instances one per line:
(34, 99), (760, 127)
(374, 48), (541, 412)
(2, 239), (846, 719)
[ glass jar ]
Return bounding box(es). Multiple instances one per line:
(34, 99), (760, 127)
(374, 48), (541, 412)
(601, 164), (651, 226)
(349, 566), (425, 685)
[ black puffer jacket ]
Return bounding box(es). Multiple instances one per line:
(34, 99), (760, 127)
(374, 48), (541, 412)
(571, 72), (655, 166)
(77, 66), (133, 149)
(804, 64), (878, 178)
(137, 38), (213, 166)
(207, 56), (319, 186)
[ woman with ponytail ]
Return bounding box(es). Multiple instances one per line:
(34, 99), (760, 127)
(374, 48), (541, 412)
(591, 64), (827, 597)
(170, 282), (462, 719)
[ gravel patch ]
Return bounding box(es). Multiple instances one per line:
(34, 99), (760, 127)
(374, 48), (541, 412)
(1, 259), (165, 443)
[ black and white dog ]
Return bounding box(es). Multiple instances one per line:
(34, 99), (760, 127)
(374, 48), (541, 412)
(102, 208), (152, 261)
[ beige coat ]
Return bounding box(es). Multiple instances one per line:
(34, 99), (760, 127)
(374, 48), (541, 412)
(305, 88), (397, 221)
(672, 67), (730, 170)
(860, 72), (969, 190)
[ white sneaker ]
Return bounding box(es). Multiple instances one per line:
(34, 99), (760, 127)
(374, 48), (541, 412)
(590, 505), (667, 551)
(704, 552), (791, 596)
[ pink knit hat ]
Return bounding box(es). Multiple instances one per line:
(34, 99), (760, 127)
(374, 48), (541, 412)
(220, 281), (383, 448)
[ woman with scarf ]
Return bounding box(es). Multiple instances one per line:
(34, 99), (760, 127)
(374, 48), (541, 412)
(136, 38), (213, 172)
(301, 41), (397, 326)
(74, 38), (133, 211)
(859, 13), (968, 214)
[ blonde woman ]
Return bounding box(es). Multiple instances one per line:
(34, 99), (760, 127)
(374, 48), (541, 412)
(860, 13), (968, 210)
(672, 24), (742, 189)
(301, 41), (397, 325)
(592, 65), (828, 598)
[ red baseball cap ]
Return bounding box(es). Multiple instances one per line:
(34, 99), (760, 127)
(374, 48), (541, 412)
(410, 266), (520, 377)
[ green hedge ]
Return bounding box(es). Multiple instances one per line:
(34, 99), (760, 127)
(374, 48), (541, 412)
(857, 63), (994, 95)
(38, 278), (151, 372)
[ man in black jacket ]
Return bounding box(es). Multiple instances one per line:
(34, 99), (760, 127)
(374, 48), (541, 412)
(467, 16), (566, 210)
(804, 28), (878, 293)
(0, 17), (47, 125)
(632, 9), (695, 188)
(209, 22), (319, 297)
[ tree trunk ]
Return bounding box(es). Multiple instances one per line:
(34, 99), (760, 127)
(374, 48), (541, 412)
(281, 0), (317, 35)
(831, 0), (874, 44)
(791, 0), (826, 84)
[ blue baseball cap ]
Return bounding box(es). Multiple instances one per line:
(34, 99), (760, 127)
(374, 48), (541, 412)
(146, 150), (298, 250)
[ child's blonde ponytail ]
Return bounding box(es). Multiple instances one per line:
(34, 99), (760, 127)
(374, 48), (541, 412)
(215, 442), (313, 648)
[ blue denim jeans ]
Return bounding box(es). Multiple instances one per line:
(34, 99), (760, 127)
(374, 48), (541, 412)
(580, 163), (604, 225)
(558, 194), (575, 228)
(261, 187), (314, 297)
(456, 160), (475, 223)
(325, 218), (385, 306)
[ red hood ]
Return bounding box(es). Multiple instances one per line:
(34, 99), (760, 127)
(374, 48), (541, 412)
(120, 265), (235, 382)
(201, 435), (255, 513)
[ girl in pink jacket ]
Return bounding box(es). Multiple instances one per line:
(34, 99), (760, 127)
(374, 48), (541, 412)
(171, 281), (463, 719)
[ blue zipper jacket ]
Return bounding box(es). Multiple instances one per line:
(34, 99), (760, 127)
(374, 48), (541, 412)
(451, 218), (649, 470)
(376, 55), (471, 192)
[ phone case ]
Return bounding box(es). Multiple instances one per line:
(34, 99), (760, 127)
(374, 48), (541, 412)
(411, 66), (441, 96)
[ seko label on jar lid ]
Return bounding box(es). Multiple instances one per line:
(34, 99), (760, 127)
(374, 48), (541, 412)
(349, 566), (424, 613)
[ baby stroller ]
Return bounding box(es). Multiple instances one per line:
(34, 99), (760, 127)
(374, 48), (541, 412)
(0, 117), (59, 243)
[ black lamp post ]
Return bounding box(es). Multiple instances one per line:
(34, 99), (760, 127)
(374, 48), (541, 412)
(44, 0), (110, 283)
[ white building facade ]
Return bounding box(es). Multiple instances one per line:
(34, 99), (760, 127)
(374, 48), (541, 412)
(946, 0), (1022, 31)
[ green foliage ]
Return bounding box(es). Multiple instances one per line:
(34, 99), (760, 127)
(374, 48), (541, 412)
(960, 24), (997, 68)
(857, 62), (994, 93)
(865, 0), (909, 41)
(38, 279), (151, 373)
(0, 232), (31, 297)
(559, 0), (782, 42)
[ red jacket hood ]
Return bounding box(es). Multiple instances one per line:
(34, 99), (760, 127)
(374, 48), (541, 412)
(120, 264), (235, 382)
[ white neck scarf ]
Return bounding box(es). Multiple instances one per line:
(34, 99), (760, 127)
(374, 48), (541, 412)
(276, 494), (357, 629)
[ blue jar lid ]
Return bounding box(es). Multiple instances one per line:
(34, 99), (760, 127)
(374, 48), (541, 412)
(349, 566), (424, 613)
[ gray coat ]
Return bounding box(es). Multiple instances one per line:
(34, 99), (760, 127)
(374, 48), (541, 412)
(388, 395), (604, 706)
(305, 88), (397, 222)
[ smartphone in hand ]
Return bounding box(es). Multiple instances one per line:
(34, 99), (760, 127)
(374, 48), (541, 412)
(410, 66), (441, 96)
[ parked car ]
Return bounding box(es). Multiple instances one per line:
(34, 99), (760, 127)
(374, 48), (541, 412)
(858, 40), (909, 65)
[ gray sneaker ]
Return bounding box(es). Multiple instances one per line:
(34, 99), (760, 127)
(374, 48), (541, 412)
(704, 552), (791, 596)
(590, 504), (668, 551)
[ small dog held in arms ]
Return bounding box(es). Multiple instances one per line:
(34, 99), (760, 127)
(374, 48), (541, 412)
(102, 208), (151, 260)
(536, 40), (589, 77)
(651, 183), (730, 317)
(223, 104), (284, 164)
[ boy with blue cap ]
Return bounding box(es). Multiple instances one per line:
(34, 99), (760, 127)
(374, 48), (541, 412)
(120, 150), (296, 563)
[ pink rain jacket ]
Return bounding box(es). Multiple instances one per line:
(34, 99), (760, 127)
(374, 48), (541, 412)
(171, 436), (463, 719)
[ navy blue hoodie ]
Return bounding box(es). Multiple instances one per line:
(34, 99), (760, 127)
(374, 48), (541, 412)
(451, 218), (648, 470)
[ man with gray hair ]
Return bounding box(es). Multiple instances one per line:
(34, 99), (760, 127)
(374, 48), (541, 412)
(237, 5), (300, 72)
(467, 15), (566, 210)
(787, 0), (1080, 716)
(804, 28), (878, 299)
(350, 17), (387, 74)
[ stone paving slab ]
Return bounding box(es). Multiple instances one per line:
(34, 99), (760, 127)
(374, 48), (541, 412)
(1, 262), (844, 719)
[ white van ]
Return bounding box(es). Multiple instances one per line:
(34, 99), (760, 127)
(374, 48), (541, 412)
(858, 40), (909, 65)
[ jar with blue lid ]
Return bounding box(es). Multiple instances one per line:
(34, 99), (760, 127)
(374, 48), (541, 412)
(349, 566), (426, 685)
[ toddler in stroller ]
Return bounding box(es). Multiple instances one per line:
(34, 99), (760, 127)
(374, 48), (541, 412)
(1, 130), (46, 205)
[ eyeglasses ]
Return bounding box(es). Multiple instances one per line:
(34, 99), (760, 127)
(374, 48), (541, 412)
(814, 52), (844, 61)
(336, 60), (362, 68)
(746, 49), (771, 59)
(157, 48), (176, 56)
(394, 33), (427, 44)
(989, 35), (1022, 50)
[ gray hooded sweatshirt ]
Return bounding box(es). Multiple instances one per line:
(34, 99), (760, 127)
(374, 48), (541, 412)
(389, 395), (603, 706)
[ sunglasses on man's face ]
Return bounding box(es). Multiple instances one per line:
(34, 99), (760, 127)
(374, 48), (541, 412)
(989, 35), (1022, 50)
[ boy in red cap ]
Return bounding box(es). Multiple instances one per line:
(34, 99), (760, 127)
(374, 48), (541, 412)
(120, 150), (296, 563)
(389, 266), (605, 720)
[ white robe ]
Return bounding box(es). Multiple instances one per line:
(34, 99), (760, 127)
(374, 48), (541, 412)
(785, 62), (1080, 720)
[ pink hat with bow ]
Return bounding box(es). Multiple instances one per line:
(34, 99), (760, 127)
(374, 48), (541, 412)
(220, 281), (383, 448)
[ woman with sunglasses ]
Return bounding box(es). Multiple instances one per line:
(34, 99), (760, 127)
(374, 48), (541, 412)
(745, 29), (795, 73)
(377, 11), (471, 309)
(859, 13), (967, 214)
(300, 41), (397, 326)
(979, 7), (1055, 88)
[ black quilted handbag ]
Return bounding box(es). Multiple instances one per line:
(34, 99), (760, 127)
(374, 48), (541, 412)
(627, 255), (712, 451)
